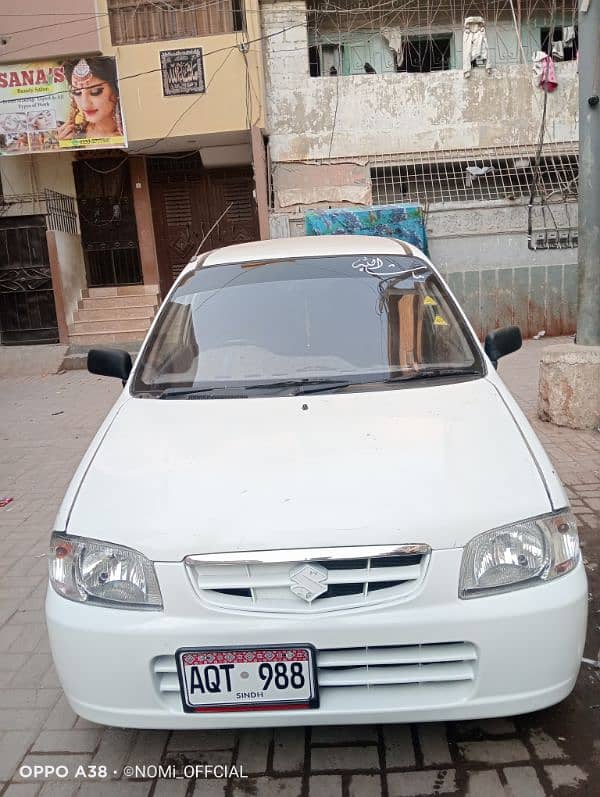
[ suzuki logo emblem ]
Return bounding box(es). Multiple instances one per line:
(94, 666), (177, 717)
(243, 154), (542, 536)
(289, 563), (329, 603)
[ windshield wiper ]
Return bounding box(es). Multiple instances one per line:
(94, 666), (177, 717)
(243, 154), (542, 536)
(154, 369), (480, 398)
(158, 386), (247, 399)
(291, 380), (352, 395)
(245, 378), (353, 395)
(384, 367), (481, 383)
(157, 378), (353, 399)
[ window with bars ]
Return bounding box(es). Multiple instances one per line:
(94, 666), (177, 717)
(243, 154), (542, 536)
(107, 0), (244, 46)
(396, 36), (453, 72)
(308, 33), (453, 76)
(540, 25), (578, 61)
(370, 152), (578, 206)
(309, 43), (344, 77)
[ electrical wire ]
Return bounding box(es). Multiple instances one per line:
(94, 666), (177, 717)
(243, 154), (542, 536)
(129, 47), (235, 154)
(237, 25), (253, 129)
(0, 24), (109, 60)
(81, 158), (129, 174)
(0, 0), (272, 20)
(0, 22), (306, 104)
(327, 26), (342, 158)
(236, 9), (263, 130)
(0, 16), (99, 38)
(0, 0), (580, 216)
(527, 2), (562, 249)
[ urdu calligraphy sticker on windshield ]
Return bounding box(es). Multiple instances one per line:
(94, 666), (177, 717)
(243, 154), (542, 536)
(351, 256), (430, 280)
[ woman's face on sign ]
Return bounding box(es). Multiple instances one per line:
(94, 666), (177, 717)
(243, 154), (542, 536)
(71, 73), (116, 125)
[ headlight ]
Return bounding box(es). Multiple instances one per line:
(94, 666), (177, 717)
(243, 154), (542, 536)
(459, 510), (580, 599)
(49, 533), (162, 610)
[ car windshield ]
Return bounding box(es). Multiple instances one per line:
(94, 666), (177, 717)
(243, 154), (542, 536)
(132, 254), (484, 395)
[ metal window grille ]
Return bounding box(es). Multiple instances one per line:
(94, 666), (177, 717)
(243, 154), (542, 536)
(370, 144), (578, 206)
(107, 0), (243, 45)
(44, 190), (78, 236)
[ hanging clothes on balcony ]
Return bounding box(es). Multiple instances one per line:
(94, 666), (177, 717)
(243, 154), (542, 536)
(463, 16), (492, 77)
(533, 51), (558, 92)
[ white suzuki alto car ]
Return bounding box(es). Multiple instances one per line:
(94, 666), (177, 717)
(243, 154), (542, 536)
(46, 235), (587, 729)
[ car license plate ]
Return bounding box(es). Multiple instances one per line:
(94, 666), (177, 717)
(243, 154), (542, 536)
(176, 645), (319, 712)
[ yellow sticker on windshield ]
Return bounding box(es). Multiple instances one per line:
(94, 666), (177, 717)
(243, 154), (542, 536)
(424, 296), (437, 306)
(434, 315), (448, 326)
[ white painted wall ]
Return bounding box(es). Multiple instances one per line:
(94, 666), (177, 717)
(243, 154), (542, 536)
(53, 231), (86, 327)
(0, 153), (77, 217)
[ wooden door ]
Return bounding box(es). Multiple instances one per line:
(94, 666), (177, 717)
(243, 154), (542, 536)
(148, 154), (259, 294)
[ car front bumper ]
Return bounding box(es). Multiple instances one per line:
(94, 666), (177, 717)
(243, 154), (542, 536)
(45, 550), (588, 729)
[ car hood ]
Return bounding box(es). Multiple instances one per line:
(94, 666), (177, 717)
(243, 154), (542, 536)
(66, 378), (552, 561)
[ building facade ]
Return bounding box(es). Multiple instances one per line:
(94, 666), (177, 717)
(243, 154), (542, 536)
(262, 0), (580, 338)
(0, 0), (269, 346)
(0, 0), (581, 347)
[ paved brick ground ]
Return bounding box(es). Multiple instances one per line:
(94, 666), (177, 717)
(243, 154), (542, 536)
(0, 338), (598, 796)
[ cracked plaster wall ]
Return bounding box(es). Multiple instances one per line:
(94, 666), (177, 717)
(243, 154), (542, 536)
(263, 1), (578, 165)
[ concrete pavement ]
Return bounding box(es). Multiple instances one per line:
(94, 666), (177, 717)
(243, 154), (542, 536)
(0, 338), (598, 796)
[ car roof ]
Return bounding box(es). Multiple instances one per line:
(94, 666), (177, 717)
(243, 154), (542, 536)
(189, 235), (428, 271)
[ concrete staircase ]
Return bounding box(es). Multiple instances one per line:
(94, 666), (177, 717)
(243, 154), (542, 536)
(68, 285), (160, 346)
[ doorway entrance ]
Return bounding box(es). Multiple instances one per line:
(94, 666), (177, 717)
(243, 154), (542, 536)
(73, 157), (142, 287)
(0, 215), (58, 345)
(148, 153), (259, 295)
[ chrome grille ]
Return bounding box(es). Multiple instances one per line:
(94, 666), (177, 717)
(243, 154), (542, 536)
(185, 545), (430, 613)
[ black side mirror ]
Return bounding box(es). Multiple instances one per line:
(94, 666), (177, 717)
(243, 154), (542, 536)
(484, 326), (522, 369)
(87, 348), (132, 382)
